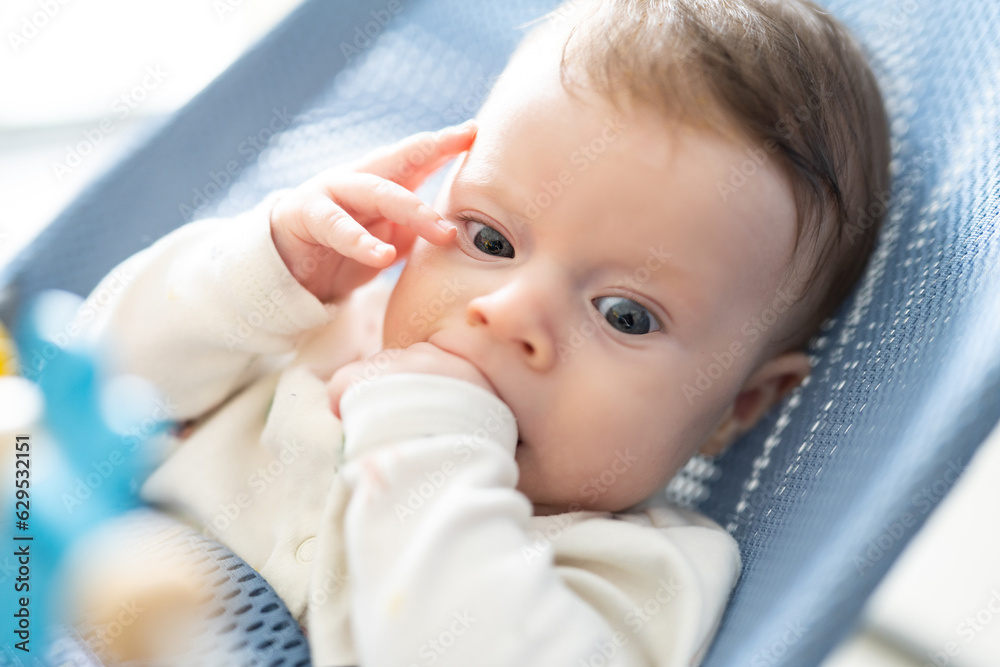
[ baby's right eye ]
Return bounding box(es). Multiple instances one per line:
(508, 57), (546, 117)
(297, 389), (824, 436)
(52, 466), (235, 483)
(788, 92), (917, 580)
(460, 215), (515, 258)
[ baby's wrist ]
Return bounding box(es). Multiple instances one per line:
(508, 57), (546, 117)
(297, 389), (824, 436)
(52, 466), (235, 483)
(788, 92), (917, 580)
(338, 373), (517, 461)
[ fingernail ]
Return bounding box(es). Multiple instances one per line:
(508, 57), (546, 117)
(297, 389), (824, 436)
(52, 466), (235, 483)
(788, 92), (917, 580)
(436, 219), (455, 233)
(445, 119), (475, 133)
(374, 242), (393, 255)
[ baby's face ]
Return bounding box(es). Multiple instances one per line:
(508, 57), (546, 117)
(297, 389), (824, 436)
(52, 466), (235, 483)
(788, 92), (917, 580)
(383, 30), (799, 514)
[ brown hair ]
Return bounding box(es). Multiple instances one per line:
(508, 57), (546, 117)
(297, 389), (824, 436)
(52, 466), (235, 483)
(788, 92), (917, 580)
(554, 0), (891, 350)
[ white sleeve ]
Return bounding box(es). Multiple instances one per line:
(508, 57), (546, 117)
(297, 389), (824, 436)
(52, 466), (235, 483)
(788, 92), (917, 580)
(77, 194), (332, 420)
(334, 372), (740, 667)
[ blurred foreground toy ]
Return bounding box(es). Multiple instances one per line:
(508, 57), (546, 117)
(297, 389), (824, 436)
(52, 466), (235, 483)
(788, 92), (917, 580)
(0, 290), (176, 665)
(0, 320), (17, 376)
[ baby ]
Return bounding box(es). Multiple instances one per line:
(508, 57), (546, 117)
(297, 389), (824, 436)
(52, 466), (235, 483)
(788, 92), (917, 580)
(78, 0), (890, 664)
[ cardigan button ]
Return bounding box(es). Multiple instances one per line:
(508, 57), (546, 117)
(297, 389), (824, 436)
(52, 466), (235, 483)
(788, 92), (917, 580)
(295, 537), (316, 563)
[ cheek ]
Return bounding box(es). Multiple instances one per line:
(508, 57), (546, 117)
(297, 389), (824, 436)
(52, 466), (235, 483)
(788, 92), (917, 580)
(547, 361), (720, 506)
(382, 284), (414, 348)
(383, 242), (457, 347)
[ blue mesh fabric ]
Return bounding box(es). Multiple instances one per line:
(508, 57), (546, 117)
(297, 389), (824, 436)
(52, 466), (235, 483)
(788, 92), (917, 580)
(2, 0), (999, 665)
(0, 509), (311, 667)
(695, 1), (1000, 664)
(201, 0), (561, 218)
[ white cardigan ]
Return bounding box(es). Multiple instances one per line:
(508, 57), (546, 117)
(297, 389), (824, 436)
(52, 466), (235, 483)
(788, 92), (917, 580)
(81, 197), (741, 666)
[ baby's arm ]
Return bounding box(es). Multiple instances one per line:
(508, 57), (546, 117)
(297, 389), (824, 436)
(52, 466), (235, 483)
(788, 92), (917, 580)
(318, 347), (741, 666)
(80, 123), (476, 420)
(79, 203), (324, 421)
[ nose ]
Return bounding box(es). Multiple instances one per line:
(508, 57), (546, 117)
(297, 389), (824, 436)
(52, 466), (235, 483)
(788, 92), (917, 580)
(466, 280), (558, 372)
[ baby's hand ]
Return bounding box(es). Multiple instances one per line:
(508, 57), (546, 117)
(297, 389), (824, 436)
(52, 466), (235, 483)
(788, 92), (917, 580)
(270, 121), (476, 302)
(327, 342), (495, 419)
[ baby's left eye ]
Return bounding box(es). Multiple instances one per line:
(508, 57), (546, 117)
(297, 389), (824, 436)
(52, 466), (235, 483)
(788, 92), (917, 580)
(593, 296), (661, 335)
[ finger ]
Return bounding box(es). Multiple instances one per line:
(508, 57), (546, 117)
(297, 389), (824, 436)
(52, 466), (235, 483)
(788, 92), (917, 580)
(354, 120), (477, 190)
(366, 220), (417, 262)
(328, 367), (352, 419)
(320, 172), (456, 246)
(388, 226), (417, 263)
(328, 360), (375, 419)
(328, 378), (344, 419)
(294, 193), (397, 268)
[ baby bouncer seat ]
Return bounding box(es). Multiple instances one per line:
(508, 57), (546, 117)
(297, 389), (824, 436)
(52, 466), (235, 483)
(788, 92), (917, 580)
(2, 0), (999, 664)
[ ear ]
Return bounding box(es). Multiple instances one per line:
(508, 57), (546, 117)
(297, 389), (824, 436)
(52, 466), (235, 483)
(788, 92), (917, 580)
(699, 351), (811, 458)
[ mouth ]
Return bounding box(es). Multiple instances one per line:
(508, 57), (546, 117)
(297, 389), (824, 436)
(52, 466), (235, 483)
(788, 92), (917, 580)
(427, 331), (497, 387)
(428, 330), (523, 447)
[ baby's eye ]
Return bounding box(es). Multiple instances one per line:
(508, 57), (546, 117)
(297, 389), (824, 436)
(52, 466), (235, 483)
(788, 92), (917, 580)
(592, 296), (661, 335)
(467, 220), (515, 258)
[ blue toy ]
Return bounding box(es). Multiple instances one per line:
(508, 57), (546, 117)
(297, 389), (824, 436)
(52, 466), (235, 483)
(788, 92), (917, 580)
(0, 290), (168, 665)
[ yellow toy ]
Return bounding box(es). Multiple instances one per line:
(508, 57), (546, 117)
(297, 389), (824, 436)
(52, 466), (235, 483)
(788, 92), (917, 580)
(0, 320), (17, 376)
